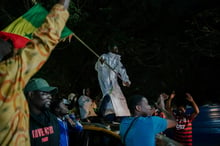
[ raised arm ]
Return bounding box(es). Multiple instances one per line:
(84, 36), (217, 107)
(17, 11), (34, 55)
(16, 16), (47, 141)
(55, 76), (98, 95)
(21, 0), (70, 84)
(185, 93), (200, 120)
(165, 91), (175, 113)
(156, 94), (176, 129)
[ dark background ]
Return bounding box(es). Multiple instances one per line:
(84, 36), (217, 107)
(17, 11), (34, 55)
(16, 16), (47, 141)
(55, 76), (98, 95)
(1, 0), (220, 105)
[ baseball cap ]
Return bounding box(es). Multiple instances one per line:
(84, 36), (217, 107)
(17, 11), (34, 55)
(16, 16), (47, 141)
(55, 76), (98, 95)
(24, 78), (58, 94)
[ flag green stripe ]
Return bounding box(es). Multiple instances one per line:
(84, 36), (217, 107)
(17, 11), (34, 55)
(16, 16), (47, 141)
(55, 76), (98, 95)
(22, 4), (48, 28)
(3, 4), (73, 39)
(3, 17), (37, 39)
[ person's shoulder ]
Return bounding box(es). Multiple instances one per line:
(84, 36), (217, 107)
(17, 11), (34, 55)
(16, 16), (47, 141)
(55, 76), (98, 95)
(78, 95), (85, 99)
(108, 52), (120, 56)
(100, 53), (110, 58)
(121, 116), (135, 123)
(127, 117), (153, 127)
(126, 116), (151, 123)
(138, 116), (165, 123)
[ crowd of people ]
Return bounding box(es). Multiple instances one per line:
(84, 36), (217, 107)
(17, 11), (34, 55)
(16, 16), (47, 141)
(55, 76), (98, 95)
(0, 0), (200, 146)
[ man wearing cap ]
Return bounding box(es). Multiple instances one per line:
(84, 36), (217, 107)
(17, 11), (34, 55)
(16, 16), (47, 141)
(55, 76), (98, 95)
(25, 78), (60, 146)
(0, 0), (70, 145)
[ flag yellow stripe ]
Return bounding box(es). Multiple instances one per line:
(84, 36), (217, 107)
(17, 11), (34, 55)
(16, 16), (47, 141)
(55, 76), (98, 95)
(3, 17), (36, 39)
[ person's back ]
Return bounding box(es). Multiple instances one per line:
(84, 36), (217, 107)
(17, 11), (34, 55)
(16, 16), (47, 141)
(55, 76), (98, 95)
(120, 94), (176, 146)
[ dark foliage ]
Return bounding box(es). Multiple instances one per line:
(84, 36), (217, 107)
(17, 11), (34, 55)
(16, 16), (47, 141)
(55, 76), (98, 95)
(1, 0), (220, 104)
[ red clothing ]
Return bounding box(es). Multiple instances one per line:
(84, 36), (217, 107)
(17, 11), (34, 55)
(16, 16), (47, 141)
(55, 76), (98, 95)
(0, 31), (30, 49)
(174, 113), (193, 146)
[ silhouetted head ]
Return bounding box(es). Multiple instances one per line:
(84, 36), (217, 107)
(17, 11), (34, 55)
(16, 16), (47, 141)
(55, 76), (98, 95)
(83, 87), (91, 96)
(108, 44), (119, 54)
(0, 31), (30, 61)
(175, 99), (187, 115)
(50, 98), (69, 117)
(0, 38), (13, 61)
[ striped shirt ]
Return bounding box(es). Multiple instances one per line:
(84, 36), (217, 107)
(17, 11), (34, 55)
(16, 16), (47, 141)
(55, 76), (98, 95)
(174, 113), (193, 146)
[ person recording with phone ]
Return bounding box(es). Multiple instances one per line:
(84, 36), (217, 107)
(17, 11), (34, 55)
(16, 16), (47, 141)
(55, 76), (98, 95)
(50, 97), (83, 146)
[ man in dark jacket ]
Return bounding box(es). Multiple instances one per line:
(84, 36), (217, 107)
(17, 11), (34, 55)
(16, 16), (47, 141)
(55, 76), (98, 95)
(25, 78), (60, 146)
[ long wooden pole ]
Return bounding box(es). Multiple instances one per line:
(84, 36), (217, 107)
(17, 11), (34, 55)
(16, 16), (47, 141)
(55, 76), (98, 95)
(72, 33), (122, 80)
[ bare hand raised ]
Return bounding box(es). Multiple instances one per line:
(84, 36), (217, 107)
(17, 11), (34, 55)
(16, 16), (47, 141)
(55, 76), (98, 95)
(122, 81), (131, 87)
(170, 91), (175, 99)
(185, 93), (194, 102)
(99, 57), (105, 64)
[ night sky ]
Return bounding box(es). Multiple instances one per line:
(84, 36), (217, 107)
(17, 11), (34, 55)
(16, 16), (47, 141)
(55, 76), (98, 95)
(0, 0), (220, 105)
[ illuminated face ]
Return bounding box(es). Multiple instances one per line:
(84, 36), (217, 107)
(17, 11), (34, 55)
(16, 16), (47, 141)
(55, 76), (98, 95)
(58, 102), (69, 116)
(138, 97), (153, 116)
(30, 91), (53, 111)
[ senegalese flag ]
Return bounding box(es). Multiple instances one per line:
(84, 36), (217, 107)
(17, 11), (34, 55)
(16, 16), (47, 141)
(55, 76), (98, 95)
(2, 3), (73, 40)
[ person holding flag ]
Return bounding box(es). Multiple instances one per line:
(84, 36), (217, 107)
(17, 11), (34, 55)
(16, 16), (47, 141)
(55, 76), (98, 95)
(0, 0), (71, 145)
(95, 43), (131, 122)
